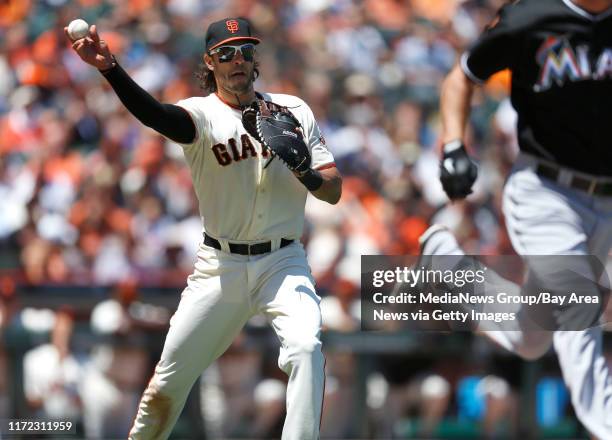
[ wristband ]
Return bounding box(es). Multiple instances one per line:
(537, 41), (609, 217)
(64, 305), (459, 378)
(99, 55), (118, 75)
(442, 139), (464, 154)
(296, 168), (323, 191)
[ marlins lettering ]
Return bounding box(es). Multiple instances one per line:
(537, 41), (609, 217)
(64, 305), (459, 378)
(535, 37), (612, 92)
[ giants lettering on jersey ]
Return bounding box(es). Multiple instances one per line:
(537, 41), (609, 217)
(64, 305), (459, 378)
(212, 134), (269, 166)
(535, 36), (612, 92)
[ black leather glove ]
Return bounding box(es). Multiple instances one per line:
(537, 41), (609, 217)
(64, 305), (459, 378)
(439, 140), (478, 200)
(241, 98), (311, 174)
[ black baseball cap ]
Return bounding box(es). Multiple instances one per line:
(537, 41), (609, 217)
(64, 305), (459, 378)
(205, 18), (261, 52)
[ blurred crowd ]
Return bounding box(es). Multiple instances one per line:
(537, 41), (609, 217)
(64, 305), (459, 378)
(0, 0), (516, 289)
(1, 0), (607, 438)
(0, 277), (533, 439)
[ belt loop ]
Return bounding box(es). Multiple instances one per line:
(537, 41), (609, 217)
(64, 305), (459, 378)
(270, 238), (281, 252)
(588, 180), (597, 196)
(217, 237), (231, 253)
(558, 169), (572, 186)
(518, 152), (538, 170)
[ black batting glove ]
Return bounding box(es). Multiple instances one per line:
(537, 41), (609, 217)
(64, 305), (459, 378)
(439, 140), (478, 200)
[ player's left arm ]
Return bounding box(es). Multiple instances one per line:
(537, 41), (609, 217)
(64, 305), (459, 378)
(300, 102), (342, 204)
(299, 166), (342, 205)
(438, 1), (523, 200)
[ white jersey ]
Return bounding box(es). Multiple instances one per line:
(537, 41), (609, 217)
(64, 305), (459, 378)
(174, 92), (335, 242)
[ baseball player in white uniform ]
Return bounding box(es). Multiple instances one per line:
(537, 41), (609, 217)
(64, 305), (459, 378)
(66, 17), (342, 440)
(421, 0), (612, 438)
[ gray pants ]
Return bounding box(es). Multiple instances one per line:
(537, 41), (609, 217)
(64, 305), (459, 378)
(500, 155), (612, 439)
(426, 153), (612, 438)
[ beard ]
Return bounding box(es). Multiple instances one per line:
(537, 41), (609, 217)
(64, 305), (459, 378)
(223, 68), (255, 94)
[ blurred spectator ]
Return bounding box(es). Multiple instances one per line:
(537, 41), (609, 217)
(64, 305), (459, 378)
(456, 373), (518, 438)
(0, 276), (19, 418)
(1, 0), (604, 438)
(0, 0), (513, 291)
(22, 307), (82, 422)
(200, 331), (285, 439)
(82, 279), (168, 439)
(319, 279), (360, 438)
(372, 353), (452, 438)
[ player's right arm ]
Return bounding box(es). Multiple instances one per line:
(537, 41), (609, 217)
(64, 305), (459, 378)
(438, 64), (479, 200)
(65, 25), (196, 144)
(440, 64), (475, 145)
(438, 1), (525, 200)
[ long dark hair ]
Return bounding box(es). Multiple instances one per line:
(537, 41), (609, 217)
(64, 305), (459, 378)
(195, 57), (260, 93)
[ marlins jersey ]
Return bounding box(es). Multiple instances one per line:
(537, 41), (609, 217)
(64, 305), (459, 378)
(462, 0), (612, 176)
(174, 93), (335, 242)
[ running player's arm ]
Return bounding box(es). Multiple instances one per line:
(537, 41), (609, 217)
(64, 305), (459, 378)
(440, 65), (476, 144)
(441, 1), (525, 144)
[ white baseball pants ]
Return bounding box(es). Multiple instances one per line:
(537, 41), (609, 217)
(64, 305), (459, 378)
(128, 241), (325, 440)
(426, 154), (612, 438)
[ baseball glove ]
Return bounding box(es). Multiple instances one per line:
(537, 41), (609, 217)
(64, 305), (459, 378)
(241, 100), (311, 173)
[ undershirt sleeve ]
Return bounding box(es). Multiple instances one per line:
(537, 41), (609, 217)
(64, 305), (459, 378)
(100, 63), (197, 144)
(462, 3), (523, 83)
(301, 101), (335, 169)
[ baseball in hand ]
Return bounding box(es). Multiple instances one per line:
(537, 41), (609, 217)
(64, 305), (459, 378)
(67, 19), (90, 40)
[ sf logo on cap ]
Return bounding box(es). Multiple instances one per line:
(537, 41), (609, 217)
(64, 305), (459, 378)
(226, 20), (239, 33)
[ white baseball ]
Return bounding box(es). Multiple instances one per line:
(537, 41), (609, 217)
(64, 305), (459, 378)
(68, 19), (90, 40)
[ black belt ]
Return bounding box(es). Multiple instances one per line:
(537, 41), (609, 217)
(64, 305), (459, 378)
(204, 233), (293, 255)
(536, 163), (612, 196)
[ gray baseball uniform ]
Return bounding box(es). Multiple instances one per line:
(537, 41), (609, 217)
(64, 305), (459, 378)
(431, 1), (612, 437)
